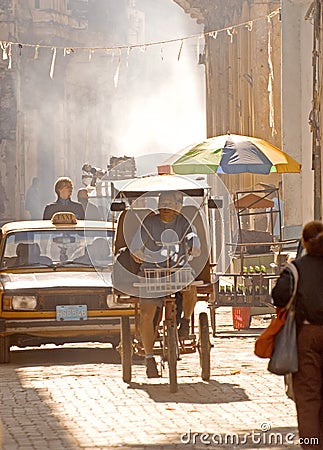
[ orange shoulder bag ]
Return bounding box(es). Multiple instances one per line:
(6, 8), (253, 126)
(254, 263), (298, 358)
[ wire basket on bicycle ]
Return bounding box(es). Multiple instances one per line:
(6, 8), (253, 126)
(142, 266), (194, 296)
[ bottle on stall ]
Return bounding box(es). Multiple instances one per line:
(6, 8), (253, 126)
(247, 285), (253, 295)
(262, 283), (269, 295)
(260, 265), (268, 294)
(237, 283), (244, 294)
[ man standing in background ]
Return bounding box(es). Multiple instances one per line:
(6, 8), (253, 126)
(25, 177), (41, 220)
(77, 188), (103, 220)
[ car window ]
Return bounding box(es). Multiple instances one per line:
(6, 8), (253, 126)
(1, 229), (114, 268)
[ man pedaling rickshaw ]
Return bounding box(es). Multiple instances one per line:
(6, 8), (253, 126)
(129, 191), (201, 378)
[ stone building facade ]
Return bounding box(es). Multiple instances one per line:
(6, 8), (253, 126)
(0, 0), (129, 221)
(0, 0), (203, 222)
(1, 0), (319, 229)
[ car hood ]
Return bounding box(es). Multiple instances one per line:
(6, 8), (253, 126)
(0, 270), (112, 291)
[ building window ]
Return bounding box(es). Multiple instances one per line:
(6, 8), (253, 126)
(35, 0), (40, 8)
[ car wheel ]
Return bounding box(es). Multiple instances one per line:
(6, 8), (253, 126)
(0, 336), (10, 363)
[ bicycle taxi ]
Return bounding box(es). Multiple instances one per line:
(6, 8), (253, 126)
(110, 174), (217, 392)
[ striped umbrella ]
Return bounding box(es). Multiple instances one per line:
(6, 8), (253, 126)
(171, 134), (301, 175)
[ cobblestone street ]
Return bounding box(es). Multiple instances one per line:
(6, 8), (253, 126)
(0, 307), (299, 450)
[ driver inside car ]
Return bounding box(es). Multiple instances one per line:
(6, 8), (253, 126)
(73, 238), (112, 266)
(15, 243), (52, 266)
(130, 191), (201, 378)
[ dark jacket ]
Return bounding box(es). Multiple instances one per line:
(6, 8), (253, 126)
(42, 198), (85, 220)
(79, 199), (102, 221)
(272, 255), (323, 325)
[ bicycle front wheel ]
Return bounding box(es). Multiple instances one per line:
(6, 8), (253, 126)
(166, 321), (178, 393)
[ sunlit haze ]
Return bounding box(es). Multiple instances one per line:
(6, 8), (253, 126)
(109, 1), (206, 159)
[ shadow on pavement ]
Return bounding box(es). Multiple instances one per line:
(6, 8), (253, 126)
(127, 378), (249, 404)
(0, 369), (79, 449)
(213, 327), (267, 338)
(8, 345), (145, 367)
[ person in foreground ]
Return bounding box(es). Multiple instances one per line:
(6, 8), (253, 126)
(43, 177), (85, 220)
(130, 191), (201, 378)
(272, 221), (323, 448)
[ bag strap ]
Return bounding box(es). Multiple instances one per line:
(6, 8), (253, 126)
(285, 262), (299, 310)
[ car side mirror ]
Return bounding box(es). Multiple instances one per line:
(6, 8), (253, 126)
(110, 201), (126, 212)
(208, 197), (223, 209)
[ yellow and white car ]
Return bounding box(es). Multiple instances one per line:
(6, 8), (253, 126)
(0, 213), (134, 363)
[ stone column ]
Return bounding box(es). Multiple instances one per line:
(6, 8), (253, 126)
(281, 0), (313, 233)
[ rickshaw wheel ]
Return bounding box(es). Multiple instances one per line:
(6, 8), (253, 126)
(198, 312), (211, 381)
(120, 316), (132, 383)
(209, 304), (217, 337)
(166, 321), (178, 393)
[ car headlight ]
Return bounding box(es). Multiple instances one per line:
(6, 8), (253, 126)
(106, 294), (118, 308)
(12, 296), (37, 310)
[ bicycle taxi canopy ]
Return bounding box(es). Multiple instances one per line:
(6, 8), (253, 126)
(112, 174), (210, 200)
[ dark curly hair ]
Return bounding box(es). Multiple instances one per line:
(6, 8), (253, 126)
(302, 221), (323, 256)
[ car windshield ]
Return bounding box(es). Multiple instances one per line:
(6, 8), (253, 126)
(1, 229), (114, 269)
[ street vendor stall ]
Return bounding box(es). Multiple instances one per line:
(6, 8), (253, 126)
(211, 187), (299, 331)
(162, 133), (301, 333)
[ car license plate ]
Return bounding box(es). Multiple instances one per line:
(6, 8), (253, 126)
(56, 305), (87, 321)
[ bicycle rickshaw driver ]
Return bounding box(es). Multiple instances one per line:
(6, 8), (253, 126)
(129, 190), (201, 378)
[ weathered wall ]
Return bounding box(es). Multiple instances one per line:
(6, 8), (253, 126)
(1, 0), (203, 221)
(281, 0), (313, 227)
(20, 1), (124, 215)
(175, 0), (312, 234)
(174, 1), (281, 144)
(0, 1), (25, 221)
(207, 1), (281, 197)
(177, 0), (323, 230)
